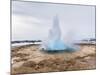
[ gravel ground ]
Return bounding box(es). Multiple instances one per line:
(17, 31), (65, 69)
(11, 44), (96, 75)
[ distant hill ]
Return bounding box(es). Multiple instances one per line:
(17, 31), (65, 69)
(11, 40), (42, 44)
(82, 38), (96, 42)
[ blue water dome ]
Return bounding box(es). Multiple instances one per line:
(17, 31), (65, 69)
(42, 15), (78, 52)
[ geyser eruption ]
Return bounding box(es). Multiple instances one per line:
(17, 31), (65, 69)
(42, 15), (78, 51)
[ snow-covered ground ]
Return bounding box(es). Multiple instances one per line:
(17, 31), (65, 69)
(11, 42), (42, 47)
(11, 42), (34, 47)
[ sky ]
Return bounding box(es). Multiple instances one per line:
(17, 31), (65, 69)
(12, 1), (95, 41)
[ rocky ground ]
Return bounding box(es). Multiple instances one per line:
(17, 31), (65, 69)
(11, 44), (96, 75)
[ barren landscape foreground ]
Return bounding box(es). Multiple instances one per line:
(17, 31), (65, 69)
(11, 44), (96, 75)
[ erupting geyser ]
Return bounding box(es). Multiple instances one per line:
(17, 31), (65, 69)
(42, 15), (78, 51)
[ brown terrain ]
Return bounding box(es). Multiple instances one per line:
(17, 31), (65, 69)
(11, 44), (96, 75)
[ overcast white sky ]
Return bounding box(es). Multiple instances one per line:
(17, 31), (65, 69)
(12, 1), (95, 41)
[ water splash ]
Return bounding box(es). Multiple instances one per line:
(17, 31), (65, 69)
(42, 15), (78, 51)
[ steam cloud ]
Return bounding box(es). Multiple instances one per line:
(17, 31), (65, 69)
(42, 15), (78, 51)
